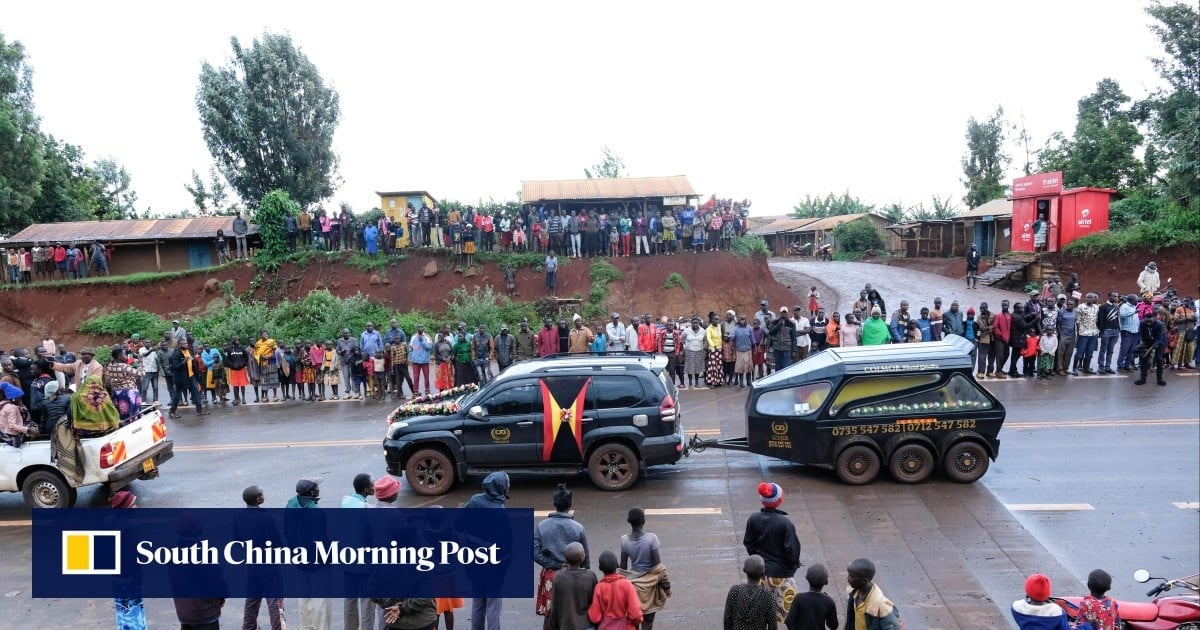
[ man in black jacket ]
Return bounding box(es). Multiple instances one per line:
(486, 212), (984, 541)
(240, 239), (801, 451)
(743, 481), (801, 623)
(169, 341), (207, 418)
(1135, 309), (1168, 386)
(769, 309), (797, 370)
(1097, 291), (1122, 374)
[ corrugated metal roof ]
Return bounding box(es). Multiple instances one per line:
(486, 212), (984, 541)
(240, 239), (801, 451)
(797, 213), (876, 232)
(3, 217), (258, 245)
(521, 176), (696, 202)
(748, 217), (820, 235)
(960, 198), (1013, 218)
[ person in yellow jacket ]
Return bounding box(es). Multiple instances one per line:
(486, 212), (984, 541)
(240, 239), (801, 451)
(252, 331), (279, 403)
(704, 313), (725, 388)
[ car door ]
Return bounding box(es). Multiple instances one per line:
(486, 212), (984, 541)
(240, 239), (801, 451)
(460, 380), (542, 465)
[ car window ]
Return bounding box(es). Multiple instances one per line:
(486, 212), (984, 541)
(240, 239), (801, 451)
(829, 374), (940, 414)
(846, 373), (993, 418)
(586, 375), (647, 409)
(483, 383), (543, 416)
(754, 382), (832, 418)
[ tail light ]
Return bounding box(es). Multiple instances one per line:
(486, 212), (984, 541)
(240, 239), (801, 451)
(659, 394), (676, 422)
(99, 440), (127, 469)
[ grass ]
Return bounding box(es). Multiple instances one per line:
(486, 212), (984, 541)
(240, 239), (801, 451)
(1061, 206), (1200, 256)
(344, 251), (404, 273)
(661, 272), (690, 291)
(583, 259), (624, 321)
(475, 250), (554, 271)
(0, 265), (228, 291)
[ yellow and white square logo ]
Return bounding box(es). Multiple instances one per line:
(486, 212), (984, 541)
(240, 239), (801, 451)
(62, 530), (122, 575)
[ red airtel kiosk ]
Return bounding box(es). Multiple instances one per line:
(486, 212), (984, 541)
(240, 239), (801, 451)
(1010, 170), (1116, 253)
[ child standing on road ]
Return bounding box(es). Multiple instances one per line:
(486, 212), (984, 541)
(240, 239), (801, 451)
(589, 550), (643, 630)
(807, 287), (820, 318)
(1038, 323), (1059, 380)
(371, 350), (387, 399)
(784, 564), (838, 630)
(1076, 569), (1121, 630)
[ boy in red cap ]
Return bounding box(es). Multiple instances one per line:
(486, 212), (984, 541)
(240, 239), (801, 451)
(743, 481), (802, 622)
(1011, 573), (1069, 629)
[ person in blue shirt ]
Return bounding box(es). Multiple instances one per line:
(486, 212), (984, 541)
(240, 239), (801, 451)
(359, 323), (383, 357)
(363, 223), (379, 256)
(915, 308), (933, 342)
(383, 320), (407, 346)
(589, 327), (607, 353)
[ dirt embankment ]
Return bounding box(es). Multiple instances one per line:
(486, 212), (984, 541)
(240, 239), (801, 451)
(0, 252), (798, 350)
(863, 245), (1198, 298)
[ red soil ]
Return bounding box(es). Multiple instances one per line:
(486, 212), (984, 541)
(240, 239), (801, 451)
(0, 252), (797, 349)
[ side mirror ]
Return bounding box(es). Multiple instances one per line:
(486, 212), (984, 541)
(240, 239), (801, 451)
(468, 405), (486, 420)
(1133, 569), (1151, 583)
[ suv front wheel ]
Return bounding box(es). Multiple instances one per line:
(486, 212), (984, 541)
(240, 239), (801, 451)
(405, 448), (456, 496)
(588, 443), (639, 491)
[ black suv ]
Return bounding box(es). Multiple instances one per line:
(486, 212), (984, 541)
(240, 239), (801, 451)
(383, 352), (685, 495)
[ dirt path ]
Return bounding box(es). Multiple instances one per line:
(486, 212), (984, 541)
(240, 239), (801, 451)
(769, 259), (1028, 318)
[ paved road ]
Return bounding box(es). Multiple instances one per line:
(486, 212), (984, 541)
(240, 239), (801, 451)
(770, 259), (1028, 320)
(2, 368), (1195, 629)
(1, 262), (1194, 629)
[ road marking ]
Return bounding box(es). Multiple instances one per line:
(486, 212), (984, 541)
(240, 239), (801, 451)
(1174, 502), (1200, 509)
(1006, 503), (1095, 511)
(0, 520), (31, 527)
(534, 507), (721, 518)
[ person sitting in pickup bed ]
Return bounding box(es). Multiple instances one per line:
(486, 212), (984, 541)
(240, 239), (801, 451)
(0, 382), (36, 447)
(71, 375), (121, 438)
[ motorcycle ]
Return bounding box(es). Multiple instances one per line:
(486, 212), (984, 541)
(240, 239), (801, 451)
(1053, 569), (1199, 629)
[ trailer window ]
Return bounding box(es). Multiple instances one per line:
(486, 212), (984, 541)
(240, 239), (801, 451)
(755, 382), (832, 418)
(846, 374), (992, 418)
(829, 374), (940, 415)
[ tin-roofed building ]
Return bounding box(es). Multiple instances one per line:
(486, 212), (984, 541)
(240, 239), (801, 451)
(1, 217), (258, 274)
(521, 175), (698, 214)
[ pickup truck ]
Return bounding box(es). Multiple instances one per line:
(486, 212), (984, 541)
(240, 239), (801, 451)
(0, 404), (174, 508)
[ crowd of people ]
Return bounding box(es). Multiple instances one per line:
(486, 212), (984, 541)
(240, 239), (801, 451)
(237, 198), (755, 267)
(1, 240), (111, 284)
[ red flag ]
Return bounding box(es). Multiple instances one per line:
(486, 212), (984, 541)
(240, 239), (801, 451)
(700, 195), (716, 211)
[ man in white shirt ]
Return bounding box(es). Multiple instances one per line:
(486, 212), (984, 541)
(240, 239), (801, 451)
(138, 344), (160, 403)
(624, 315), (639, 352)
(792, 308), (812, 363)
(607, 313), (628, 351)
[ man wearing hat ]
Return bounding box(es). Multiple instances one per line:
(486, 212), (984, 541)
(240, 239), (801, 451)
(768, 307), (797, 368)
(744, 482), (802, 621)
(966, 242), (982, 289)
(169, 320), (188, 348)
(494, 324), (515, 373)
(755, 300), (771, 327)
(1137, 261), (1161, 295)
(514, 319), (536, 363)
(606, 313), (628, 351)
(51, 346), (103, 392)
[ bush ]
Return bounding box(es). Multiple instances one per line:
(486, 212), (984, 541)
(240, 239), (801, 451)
(475, 251), (551, 271)
(444, 286), (537, 332)
(661, 272), (690, 291)
(255, 190), (299, 262)
(344, 251), (400, 273)
(588, 259), (624, 284)
(1062, 199), (1200, 255)
(730, 234), (770, 259)
(833, 217), (886, 254)
(76, 307), (170, 342)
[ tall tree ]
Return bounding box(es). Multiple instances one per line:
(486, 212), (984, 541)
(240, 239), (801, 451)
(196, 32), (341, 209)
(791, 192), (875, 219)
(0, 33), (45, 233)
(92, 157), (138, 219)
(26, 136), (102, 225)
(583, 146), (627, 179)
(1142, 1), (1199, 206)
(184, 166), (235, 216)
(1038, 78), (1146, 190)
(961, 106), (1011, 209)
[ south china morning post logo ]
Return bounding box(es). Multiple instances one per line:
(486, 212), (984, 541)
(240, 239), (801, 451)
(61, 530), (122, 575)
(35, 508), (534, 599)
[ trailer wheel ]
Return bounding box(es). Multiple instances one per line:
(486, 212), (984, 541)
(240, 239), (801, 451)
(888, 443), (934, 484)
(836, 445), (881, 485)
(22, 470), (76, 508)
(943, 441), (989, 483)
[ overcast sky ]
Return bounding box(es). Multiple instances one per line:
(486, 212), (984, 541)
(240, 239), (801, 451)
(5, 1), (1166, 217)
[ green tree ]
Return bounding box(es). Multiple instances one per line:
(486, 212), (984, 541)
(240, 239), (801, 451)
(584, 146), (627, 179)
(833, 216), (886, 253)
(1039, 78), (1146, 190)
(907, 195), (961, 221)
(961, 106), (1010, 209)
(197, 32), (341, 210)
(879, 202), (907, 224)
(26, 136), (102, 225)
(791, 192), (875, 219)
(92, 157), (138, 219)
(0, 33), (45, 233)
(255, 189), (298, 260)
(184, 166), (235, 216)
(1142, 1), (1199, 206)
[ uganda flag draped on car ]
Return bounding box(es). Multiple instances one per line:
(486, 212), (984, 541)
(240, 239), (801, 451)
(540, 377), (591, 463)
